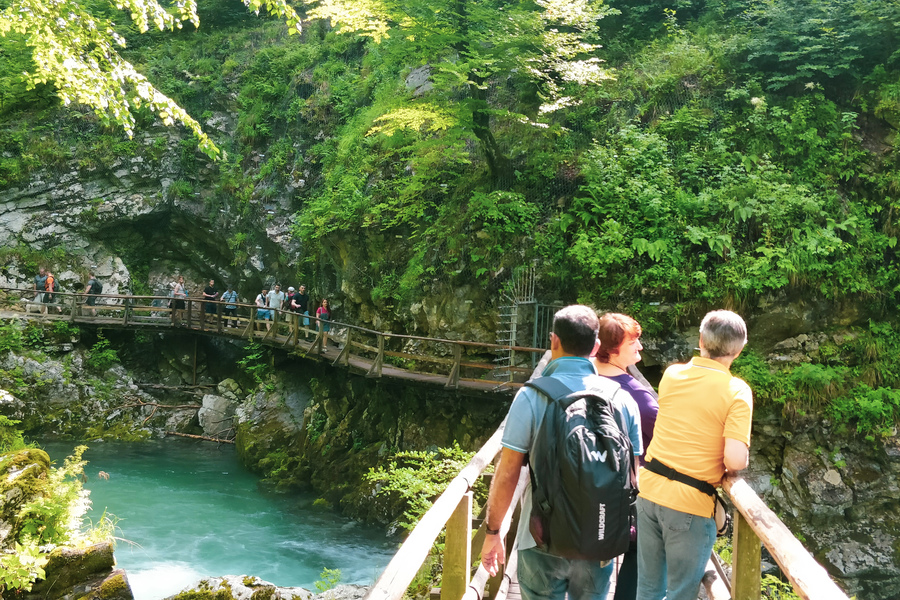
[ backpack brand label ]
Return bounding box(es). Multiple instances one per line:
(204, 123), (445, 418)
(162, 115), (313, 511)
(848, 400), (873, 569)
(598, 503), (606, 541)
(590, 449), (608, 463)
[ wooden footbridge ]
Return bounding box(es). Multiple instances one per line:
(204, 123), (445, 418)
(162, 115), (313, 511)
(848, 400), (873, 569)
(0, 287), (544, 394)
(363, 354), (852, 600)
(0, 286), (853, 600)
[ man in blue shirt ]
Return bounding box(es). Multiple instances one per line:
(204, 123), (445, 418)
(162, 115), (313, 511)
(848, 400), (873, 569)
(481, 304), (642, 600)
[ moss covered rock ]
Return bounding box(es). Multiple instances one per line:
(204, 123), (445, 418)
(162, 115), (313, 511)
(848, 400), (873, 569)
(0, 447), (51, 549)
(29, 541), (116, 595)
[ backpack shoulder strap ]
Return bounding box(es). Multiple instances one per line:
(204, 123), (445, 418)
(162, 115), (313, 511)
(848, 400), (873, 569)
(524, 377), (574, 403)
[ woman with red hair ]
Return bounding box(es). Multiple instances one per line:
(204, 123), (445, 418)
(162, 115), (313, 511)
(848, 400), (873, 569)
(591, 312), (658, 600)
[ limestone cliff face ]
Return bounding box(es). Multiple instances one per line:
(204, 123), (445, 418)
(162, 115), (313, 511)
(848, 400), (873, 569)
(0, 121), (294, 303)
(748, 410), (900, 600)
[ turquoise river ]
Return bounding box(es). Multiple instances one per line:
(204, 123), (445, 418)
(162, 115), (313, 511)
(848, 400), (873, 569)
(41, 439), (397, 600)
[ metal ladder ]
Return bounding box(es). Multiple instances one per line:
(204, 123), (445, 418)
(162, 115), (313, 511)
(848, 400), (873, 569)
(493, 267), (537, 381)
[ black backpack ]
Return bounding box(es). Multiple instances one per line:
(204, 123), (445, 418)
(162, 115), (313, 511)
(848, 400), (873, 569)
(90, 279), (102, 294)
(526, 376), (637, 561)
(52, 279), (59, 292)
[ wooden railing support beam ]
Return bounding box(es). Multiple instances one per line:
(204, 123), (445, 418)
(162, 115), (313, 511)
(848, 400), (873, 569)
(334, 329), (353, 367)
(442, 491), (473, 600)
(446, 344), (461, 389)
(367, 334), (384, 378)
(731, 510), (761, 600)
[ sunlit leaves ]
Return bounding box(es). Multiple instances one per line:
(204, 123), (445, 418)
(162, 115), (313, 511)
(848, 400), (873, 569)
(242, 0), (302, 34)
(367, 104), (457, 136)
(305, 0), (390, 41)
(304, 0), (617, 112)
(0, 0), (302, 160)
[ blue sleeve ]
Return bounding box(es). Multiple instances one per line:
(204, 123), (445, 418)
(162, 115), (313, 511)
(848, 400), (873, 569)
(615, 391), (643, 456)
(501, 389), (539, 454)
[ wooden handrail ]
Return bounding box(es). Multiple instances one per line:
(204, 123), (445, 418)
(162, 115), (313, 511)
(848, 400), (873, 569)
(364, 426), (508, 600)
(723, 475), (849, 600)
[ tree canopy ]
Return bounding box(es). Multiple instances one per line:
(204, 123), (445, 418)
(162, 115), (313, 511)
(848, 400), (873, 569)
(0, 0), (301, 158)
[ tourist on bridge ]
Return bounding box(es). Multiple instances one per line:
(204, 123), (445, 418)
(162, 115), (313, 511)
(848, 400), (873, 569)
(222, 284), (239, 328)
(256, 287), (272, 331)
(636, 310), (752, 600)
(267, 284), (286, 312)
(316, 298), (331, 346)
(292, 284), (310, 339)
(481, 305), (642, 600)
(203, 279), (219, 325)
(172, 275), (187, 326)
(85, 272), (102, 317)
(44, 270), (59, 313)
(592, 313), (659, 600)
(33, 267), (47, 308)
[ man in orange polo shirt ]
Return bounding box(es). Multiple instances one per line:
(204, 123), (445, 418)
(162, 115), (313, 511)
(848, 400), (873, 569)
(636, 310), (752, 600)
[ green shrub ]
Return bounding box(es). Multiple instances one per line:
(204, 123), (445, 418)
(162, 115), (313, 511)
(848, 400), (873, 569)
(87, 334), (119, 371)
(365, 443), (490, 533)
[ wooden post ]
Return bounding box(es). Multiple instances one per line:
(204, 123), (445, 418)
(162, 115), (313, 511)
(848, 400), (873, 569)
(124, 297), (132, 326)
(171, 297), (177, 328)
(192, 337), (198, 386)
(445, 343), (461, 389)
(70, 294), (77, 322)
(187, 299), (193, 329)
(243, 307), (256, 339)
(367, 334), (384, 378)
(731, 510), (762, 600)
(441, 491), (473, 600)
(217, 302), (223, 334)
(333, 329), (353, 367)
(263, 310), (277, 341)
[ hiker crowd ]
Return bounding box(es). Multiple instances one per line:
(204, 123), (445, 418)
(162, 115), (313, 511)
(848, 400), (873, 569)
(168, 278), (331, 337)
(30, 267), (103, 315)
(30, 269), (332, 337)
(482, 305), (752, 600)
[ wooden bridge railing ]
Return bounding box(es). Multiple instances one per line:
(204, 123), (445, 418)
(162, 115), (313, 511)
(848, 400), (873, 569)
(363, 424), (529, 600)
(364, 434), (850, 600)
(0, 286), (546, 389)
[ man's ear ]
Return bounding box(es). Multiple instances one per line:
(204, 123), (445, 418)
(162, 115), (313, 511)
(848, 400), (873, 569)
(550, 332), (562, 352)
(592, 339), (600, 357)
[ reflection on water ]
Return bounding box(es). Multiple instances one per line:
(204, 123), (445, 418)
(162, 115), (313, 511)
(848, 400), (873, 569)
(39, 439), (396, 600)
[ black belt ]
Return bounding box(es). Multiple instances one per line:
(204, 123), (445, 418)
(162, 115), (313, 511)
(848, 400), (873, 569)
(644, 458), (716, 496)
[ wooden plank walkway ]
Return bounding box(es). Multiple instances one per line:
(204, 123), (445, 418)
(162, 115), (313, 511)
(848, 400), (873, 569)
(0, 288), (546, 395)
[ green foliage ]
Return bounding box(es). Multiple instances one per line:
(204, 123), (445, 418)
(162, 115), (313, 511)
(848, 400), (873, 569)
(0, 542), (48, 593)
(761, 574), (802, 600)
(732, 322), (900, 435)
(17, 446), (89, 546)
(314, 568), (342, 593)
(87, 334), (120, 372)
(365, 444), (490, 533)
(306, 411), (327, 443)
(0, 320), (23, 354)
(0, 415), (28, 453)
(237, 341), (274, 391)
(743, 0), (900, 91)
(52, 321), (80, 338)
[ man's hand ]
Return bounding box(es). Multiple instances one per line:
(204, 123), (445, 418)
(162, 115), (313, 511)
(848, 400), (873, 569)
(481, 533), (506, 577)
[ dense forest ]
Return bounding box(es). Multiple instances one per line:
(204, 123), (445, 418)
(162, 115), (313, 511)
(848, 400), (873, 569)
(2, 0), (900, 444)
